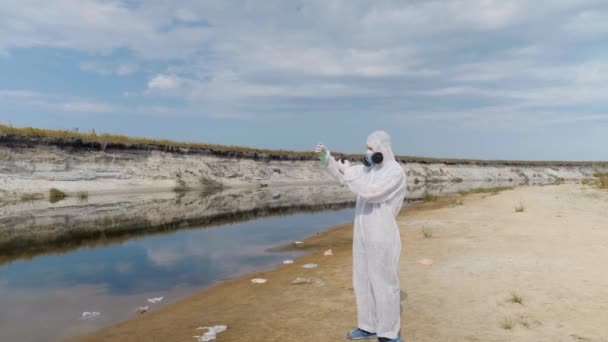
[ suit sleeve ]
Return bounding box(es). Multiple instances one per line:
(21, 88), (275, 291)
(343, 165), (405, 203)
(321, 156), (364, 185)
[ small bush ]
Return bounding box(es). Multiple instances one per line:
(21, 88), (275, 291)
(78, 192), (89, 201)
(581, 179), (591, 185)
(595, 172), (608, 189)
(500, 317), (514, 330)
(422, 228), (433, 238)
(515, 202), (525, 213)
(460, 187), (513, 196)
(451, 177), (464, 183)
(422, 192), (437, 202)
(509, 292), (524, 305)
(49, 188), (67, 203)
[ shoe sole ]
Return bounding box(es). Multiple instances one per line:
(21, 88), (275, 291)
(345, 336), (377, 340)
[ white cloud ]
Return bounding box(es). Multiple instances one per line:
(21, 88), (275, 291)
(135, 105), (176, 117)
(80, 61), (139, 76)
(148, 74), (181, 90)
(174, 8), (201, 22)
(0, 90), (49, 99)
(0, 0), (211, 59)
(62, 101), (119, 113)
(0, 89), (121, 113)
(564, 9), (608, 36)
(2, 0), (608, 123)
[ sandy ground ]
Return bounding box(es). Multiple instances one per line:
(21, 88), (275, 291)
(76, 184), (608, 342)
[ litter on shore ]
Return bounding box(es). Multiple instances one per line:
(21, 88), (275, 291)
(147, 296), (164, 303)
(193, 325), (227, 341)
(251, 278), (268, 284)
(291, 277), (312, 285)
(416, 259), (433, 266)
(80, 312), (100, 320)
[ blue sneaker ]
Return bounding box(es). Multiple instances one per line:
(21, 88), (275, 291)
(346, 328), (377, 340)
(376, 338), (404, 342)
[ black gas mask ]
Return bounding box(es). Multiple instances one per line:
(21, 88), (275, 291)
(362, 151), (383, 167)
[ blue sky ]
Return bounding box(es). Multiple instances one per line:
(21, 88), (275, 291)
(1, 1), (607, 161)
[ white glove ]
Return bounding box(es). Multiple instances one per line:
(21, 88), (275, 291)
(336, 158), (350, 173)
(315, 143), (330, 161)
(314, 142), (326, 153)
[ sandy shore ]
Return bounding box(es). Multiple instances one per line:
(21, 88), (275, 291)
(76, 184), (608, 342)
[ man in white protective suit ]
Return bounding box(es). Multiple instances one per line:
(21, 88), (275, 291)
(315, 131), (406, 342)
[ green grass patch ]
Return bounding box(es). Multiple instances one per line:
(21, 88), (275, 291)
(0, 123), (317, 158)
(422, 192), (437, 202)
(3, 123), (608, 166)
(49, 188), (67, 203)
(77, 191), (89, 201)
(500, 317), (514, 330)
(21, 193), (44, 202)
(459, 186), (513, 196)
(509, 292), (524, 304)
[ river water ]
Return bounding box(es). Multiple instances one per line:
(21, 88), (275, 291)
(0, 200), (354, 341)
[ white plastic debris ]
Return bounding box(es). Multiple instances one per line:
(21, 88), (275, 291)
(301, 263), (318, 269)
(291, 277), (312, 285)
(283, 259), (294, 264)
(80, 311), (100, 320)
(416, 258), (433, 266)
(324, 249), (333, 256)
(294, 241), (303, 245)
(194, 325), (228, 341)
(137, 306), (149, 314)
(147, 296), (164, 304)
(251, 278), (267, 284)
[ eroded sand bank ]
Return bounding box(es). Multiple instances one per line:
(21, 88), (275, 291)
(77, 184), (608, 342)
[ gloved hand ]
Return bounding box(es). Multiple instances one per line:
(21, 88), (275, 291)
(315, 143), (330, 165)
(336, 157), (350, 173)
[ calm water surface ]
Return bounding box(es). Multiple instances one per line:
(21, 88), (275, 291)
(0, 206), (354, 342)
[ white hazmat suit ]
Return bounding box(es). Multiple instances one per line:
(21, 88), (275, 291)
(320, 131), (406, 339)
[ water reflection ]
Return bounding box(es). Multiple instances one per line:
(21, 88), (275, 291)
(0, 186), (356, 265)
(0, 181), (529, 266)
(0, 208), (355, 342)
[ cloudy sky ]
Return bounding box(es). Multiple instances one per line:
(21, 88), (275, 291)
(1, 1), (607, 160)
